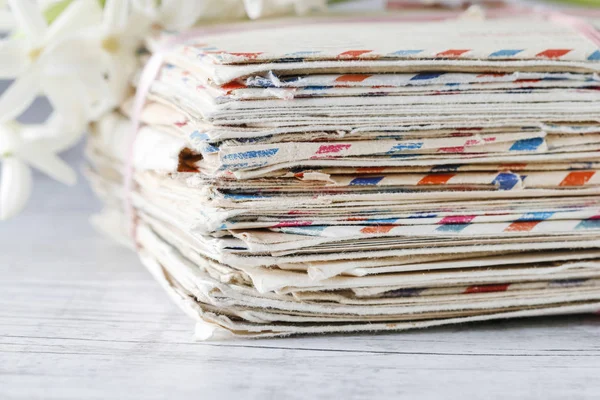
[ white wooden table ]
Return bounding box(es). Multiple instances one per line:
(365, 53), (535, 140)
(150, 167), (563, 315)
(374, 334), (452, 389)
(1, 149), (599, 399)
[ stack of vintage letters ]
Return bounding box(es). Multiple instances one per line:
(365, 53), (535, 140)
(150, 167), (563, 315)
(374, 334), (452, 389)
(86, 15), (600, 338)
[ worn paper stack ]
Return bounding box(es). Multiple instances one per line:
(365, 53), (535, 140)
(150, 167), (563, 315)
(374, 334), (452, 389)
(86, 15), (600, 339)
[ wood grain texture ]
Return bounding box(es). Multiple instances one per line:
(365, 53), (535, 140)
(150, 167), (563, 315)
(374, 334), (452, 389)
(1, 166), (599, 400)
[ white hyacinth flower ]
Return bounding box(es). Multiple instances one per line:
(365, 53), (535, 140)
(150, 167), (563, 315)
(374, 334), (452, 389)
(243, 0), (327, 19)
(79, 0), (152, 118)
(0, 0), (13, 31)
(131, 0), (327, 29)
(131, 0), (246, 30)
(0, 0), (107, 122)
(0, 118), (77, 220)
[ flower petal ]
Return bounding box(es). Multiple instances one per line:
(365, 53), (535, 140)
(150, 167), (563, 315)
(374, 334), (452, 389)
(159, 0), (231, 30)
(40, 34), (105, 74)
(0, 10), (14, 31)
(130, 0), (159, 21)
(42, 75), (94, 130)
(0, 39), (28, 78)
(0, 66), (40, 122)
(44, 0), (103, 47)
(106, 52), (136, 107)
(19, 113), (84, 153)
(7, 0), (47, 42)
(121, 9), (152, 41)
(81, 70), (119, 121)
(0, 120), (22, 155)
(18, 144), (76, 185)
(102, 0), (129, 31)
(243, 0), (291, 20)
(0, 156), (32, 220)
